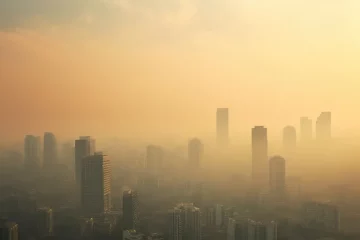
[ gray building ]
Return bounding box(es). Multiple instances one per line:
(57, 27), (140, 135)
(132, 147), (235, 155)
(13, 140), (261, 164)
(123, 190), (139, 231)
(252, 126), (268, 189)
(24, 135), (41, 169)
(81, 153), (111, 215)
(43, 132), (57, 167)
(216, 108), (229, 146)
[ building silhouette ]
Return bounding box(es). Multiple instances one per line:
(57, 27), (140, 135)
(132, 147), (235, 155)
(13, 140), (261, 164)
(216, 108), (229, 146)
(24, 135), (41, 169)
(251, 126), (268, 189)
(81, 153), (111, 215)
(228, 219), (277, 240)
(302, 201), (339, 232)
(316, 112), (332, 142)
(168, 208), (182, 240)
(123, 190), (139, 231)
(269, 156), (286, 199)
(282, 126), (296, 154)
(75, 136), (95, 186)
(36, 207), (53, 237)
(43, 132), (57, 167)
(169, 203), (201, 240)
(300, 117), (312, 143)
(188, 138), (204, 168)
(0, 220), (18, 240)
(146, 145), (163, 172)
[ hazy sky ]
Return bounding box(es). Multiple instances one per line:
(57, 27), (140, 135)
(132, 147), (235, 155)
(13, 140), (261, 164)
(1, 0), (360, 141)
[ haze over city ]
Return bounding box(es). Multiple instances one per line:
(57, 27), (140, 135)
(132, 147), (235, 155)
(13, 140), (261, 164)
(2, 1), (360, 240)
(2, 0), (360, 141)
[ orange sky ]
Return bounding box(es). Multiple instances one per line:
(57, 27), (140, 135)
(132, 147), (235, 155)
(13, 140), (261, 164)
(1, 0), (360, 142)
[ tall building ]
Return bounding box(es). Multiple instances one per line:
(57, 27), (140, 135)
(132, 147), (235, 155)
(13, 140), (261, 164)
(75, 136), (95, 186)
(302, 201), (340, 232)
(81, 153), (111, 215)
(316, 112), (332, 142)
(188, 138), (204, 168)
(0, 220), (18, 240)
(269, 156), (286, 199)
(169, 203), (201, 240)
(146, 145), (163, 171)
(43, 132), (57, 167)
(215, 204), (225, 227)
(300, 117), (312, 143)
(168, 208), (182, 240)
(24, 135), (41, 169)
(229, 219), (277, 240)
(36, 207), (53, 237)
(282, 126), (296, 154)
(216, 108), (229, 146)
(252, 126), (268, 189)
(123, 190), (139, 231)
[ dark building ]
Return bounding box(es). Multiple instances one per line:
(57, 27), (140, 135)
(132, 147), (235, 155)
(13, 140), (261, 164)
(282, 126), (296, 154)
(146, 145), (163, 172)
(36, 207), (53, 237)
(43, 132), (58, 167)
(269, 156), (286, 199)
(251, 126), (268, 189)
(188, 138), (204, 168)
(300, 117), (312, 143)
(216, 108), (229, 146)
(0, 220), (18, 240)
(75, 136), (95, 186)
(123, 190), (139, 231)
(81, 153), (111, 215)
(316, 112), (332, 142)
(24, 135), (41, 169)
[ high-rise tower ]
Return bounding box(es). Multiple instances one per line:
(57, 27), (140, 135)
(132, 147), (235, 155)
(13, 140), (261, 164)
(269, 156), (286, 199)
(81, 153), (111, 215)
(316, 112), (331, 142)
(251, 126), (268, 188)
(24, 135), (41, 169)
(43, 132), (57, 167)
(216, 108), (229, 146)
(75, 136), (95, 186)
(169, 203), (201, 240)
(123, 190), (139, 231)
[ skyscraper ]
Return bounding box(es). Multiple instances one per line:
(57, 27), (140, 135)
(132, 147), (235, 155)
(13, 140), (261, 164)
(0, 220), (18, 240)
(168, 208), (182, 240)
(188, 138), (204, 168)
(300, 117), (312, 143)
(36, 207), (53, 237)
(269, 156), (286, 199)
(146, 145), (163, 171)
(24, 135), (41, 169)
(43, 132), (57, 167)
(251, 126), (268, 188)
(169, 203), (201, 240)
(75, 136), (95, 186)
(216, 108), (229, 146)
(81, 153), (111, 215)
(282, 126), (296, 154)
(123, 190), (139, 230)
(316, 112), (332, 142)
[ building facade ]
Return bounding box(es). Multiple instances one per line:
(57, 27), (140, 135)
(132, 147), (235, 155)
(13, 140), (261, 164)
(81, 153), (111, 215)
